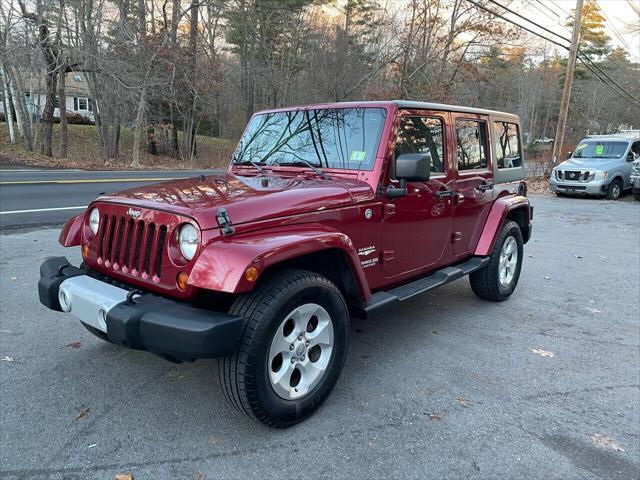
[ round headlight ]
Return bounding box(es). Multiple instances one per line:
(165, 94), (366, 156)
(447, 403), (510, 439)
(178, 224), (198, 261)
(89, 208), (100, 235)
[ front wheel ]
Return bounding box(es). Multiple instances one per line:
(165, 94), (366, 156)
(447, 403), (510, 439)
(606, 178), (622, 200)
(470, 220), (524, 301)
(219, 269), (349, 428)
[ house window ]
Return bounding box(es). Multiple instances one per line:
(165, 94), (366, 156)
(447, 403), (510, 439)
(73, 74), (82, 82)
(74, 97), (88, 111)
(493, 121), (522, 169)
(455, 119), (489, 171)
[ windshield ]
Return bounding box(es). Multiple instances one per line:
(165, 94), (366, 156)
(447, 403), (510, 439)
(233, 108), (387, 171)
(572, 141), (628, 159)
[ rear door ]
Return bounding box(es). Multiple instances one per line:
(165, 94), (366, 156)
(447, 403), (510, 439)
(451, 113), (494, 256)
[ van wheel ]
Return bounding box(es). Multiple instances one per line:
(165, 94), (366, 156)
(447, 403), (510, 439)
(606, 178), (622, 200)
(219, 269), (349, 428)
(470, 221), (523, 301)
(634, 192), (640, 201)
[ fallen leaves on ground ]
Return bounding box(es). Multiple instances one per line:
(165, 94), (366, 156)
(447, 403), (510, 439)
(195, 471), (205, 480)
(1, 356), (14, 362)
(456, 396), (471, 408)
(10, 277), (17, 282)
(208, 436), (218, 446)
(428, 413), (444, 421)
(585, 307), (601, 314)
(531, 348), (554, 358)
(591, 434), (625, 452)
(115, 474), (134, 480)
(64, 341), (82, 349)
(75, 407), (91, 421)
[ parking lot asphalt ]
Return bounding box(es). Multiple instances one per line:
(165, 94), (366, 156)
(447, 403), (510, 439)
(0, 193), (638, 480)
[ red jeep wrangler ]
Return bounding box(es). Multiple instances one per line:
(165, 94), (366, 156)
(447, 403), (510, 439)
(39, 101), (532, 427)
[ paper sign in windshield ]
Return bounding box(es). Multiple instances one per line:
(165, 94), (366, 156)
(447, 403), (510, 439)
(350, 151), (366, 162)
(595, 144), (604, 156)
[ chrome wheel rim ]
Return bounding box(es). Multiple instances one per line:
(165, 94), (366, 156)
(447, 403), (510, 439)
(268, 303), (334, 400)
(499, 236), (518, 288)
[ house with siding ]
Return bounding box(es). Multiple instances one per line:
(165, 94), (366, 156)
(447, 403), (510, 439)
(1, 72), (95, 123)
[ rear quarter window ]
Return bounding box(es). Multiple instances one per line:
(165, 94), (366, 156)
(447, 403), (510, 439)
(491, 119), (524, 184)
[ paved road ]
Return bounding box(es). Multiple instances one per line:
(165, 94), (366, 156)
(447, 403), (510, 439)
(0, 169), (223, 230)
(0, 194), (638, 479)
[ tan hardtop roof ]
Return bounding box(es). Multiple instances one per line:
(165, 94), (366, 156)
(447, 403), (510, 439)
(392, 100), (518, 119)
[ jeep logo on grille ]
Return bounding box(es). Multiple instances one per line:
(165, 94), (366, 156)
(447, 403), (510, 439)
(127, 208), (142, 219)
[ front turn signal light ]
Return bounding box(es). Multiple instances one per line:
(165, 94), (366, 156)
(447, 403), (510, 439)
(245, 266), (259, 282)
(177, 271), (189, 291)
(82, 244), (89, 259)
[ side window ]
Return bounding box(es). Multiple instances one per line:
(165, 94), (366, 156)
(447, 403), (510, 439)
(493, 121), (522, 169)
(455, 119), (489, 171)
(395, 116), (445, 174)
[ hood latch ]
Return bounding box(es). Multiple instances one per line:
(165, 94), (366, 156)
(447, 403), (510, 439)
(216, 207), (235, 236)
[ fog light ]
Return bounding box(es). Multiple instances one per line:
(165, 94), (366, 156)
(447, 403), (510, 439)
(177, 271), (189, 291)
(82, 244), (89, 258)
(245, 266), (259, 282)
(59, 290), (70, 311)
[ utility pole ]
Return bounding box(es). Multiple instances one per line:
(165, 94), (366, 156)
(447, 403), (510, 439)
(552, 0), (584, 166)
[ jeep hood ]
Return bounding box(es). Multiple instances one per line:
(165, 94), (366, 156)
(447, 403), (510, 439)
(97, 173), (374, 230)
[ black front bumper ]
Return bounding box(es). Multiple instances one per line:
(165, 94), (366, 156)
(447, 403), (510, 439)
(39, 257), (246, 360)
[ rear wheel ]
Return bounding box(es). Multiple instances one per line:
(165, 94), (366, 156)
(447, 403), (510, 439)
(219, 269), (349, 428)
(606, 178), (622, 200)
(470, 221), (523, 301)
(633, 192), (640, 201)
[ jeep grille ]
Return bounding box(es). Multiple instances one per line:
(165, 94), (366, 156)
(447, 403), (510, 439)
(98, 214), (168, 278)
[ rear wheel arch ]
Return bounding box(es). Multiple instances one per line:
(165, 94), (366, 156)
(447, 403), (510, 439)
(505, 206), (530, 244)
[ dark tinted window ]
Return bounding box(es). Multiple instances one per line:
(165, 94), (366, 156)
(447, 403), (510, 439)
(233, 108), (387, 171)
(494, 121), (522, 168)
(395, 116), (445, 173)
(456, 120), (489, 171)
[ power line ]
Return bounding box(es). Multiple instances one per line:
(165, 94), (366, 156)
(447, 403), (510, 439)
(525, 0), (574, 35)
(548, 0), (572, 18)
(487, 0), (636, 103)
(463, 0), (640, 109)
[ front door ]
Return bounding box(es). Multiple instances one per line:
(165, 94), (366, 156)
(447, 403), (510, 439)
(381, 111), (455, 279)
(451, 114), (494, 255)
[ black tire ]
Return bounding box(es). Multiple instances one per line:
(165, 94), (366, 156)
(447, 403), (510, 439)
(555, 191), (566, 197)
(218, 269), (349, 428)
(80, 321), (113, 343)
(470, 220), (523, 302)
(634, 192), (640, 201)
(606, 178), (622, 200)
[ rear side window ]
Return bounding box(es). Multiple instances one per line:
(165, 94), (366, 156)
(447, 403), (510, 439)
(395, 116), (445, 174)
(456, 120), (489, 171)
(494, 122), (522, 169)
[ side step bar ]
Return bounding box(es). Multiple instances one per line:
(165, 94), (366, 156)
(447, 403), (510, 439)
(357, 256), (490, 316)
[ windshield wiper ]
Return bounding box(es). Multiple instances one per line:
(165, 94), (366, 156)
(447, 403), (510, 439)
(274, 159), (329, 179)
(234, 159), (264, 173)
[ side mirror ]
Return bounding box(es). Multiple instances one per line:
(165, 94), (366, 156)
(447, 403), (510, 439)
(627, 152), (635, 162)
(387, 153), (431, 198)
(566, 151), (572, 159)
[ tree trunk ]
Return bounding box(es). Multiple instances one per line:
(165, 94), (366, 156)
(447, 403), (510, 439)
(1, 67), (16, 144)
(57, 67), (68, 158)
(37, 23), (59, 157)
(5, 64), (33, 150)
(132, 88), (146, 167)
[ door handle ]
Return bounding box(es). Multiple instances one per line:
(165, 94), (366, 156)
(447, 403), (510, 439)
(476, 182), (494, 192)
(435, 189), (455, 199)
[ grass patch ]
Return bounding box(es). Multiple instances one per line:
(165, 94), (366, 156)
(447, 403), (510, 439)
(0, 121), (236, 170)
